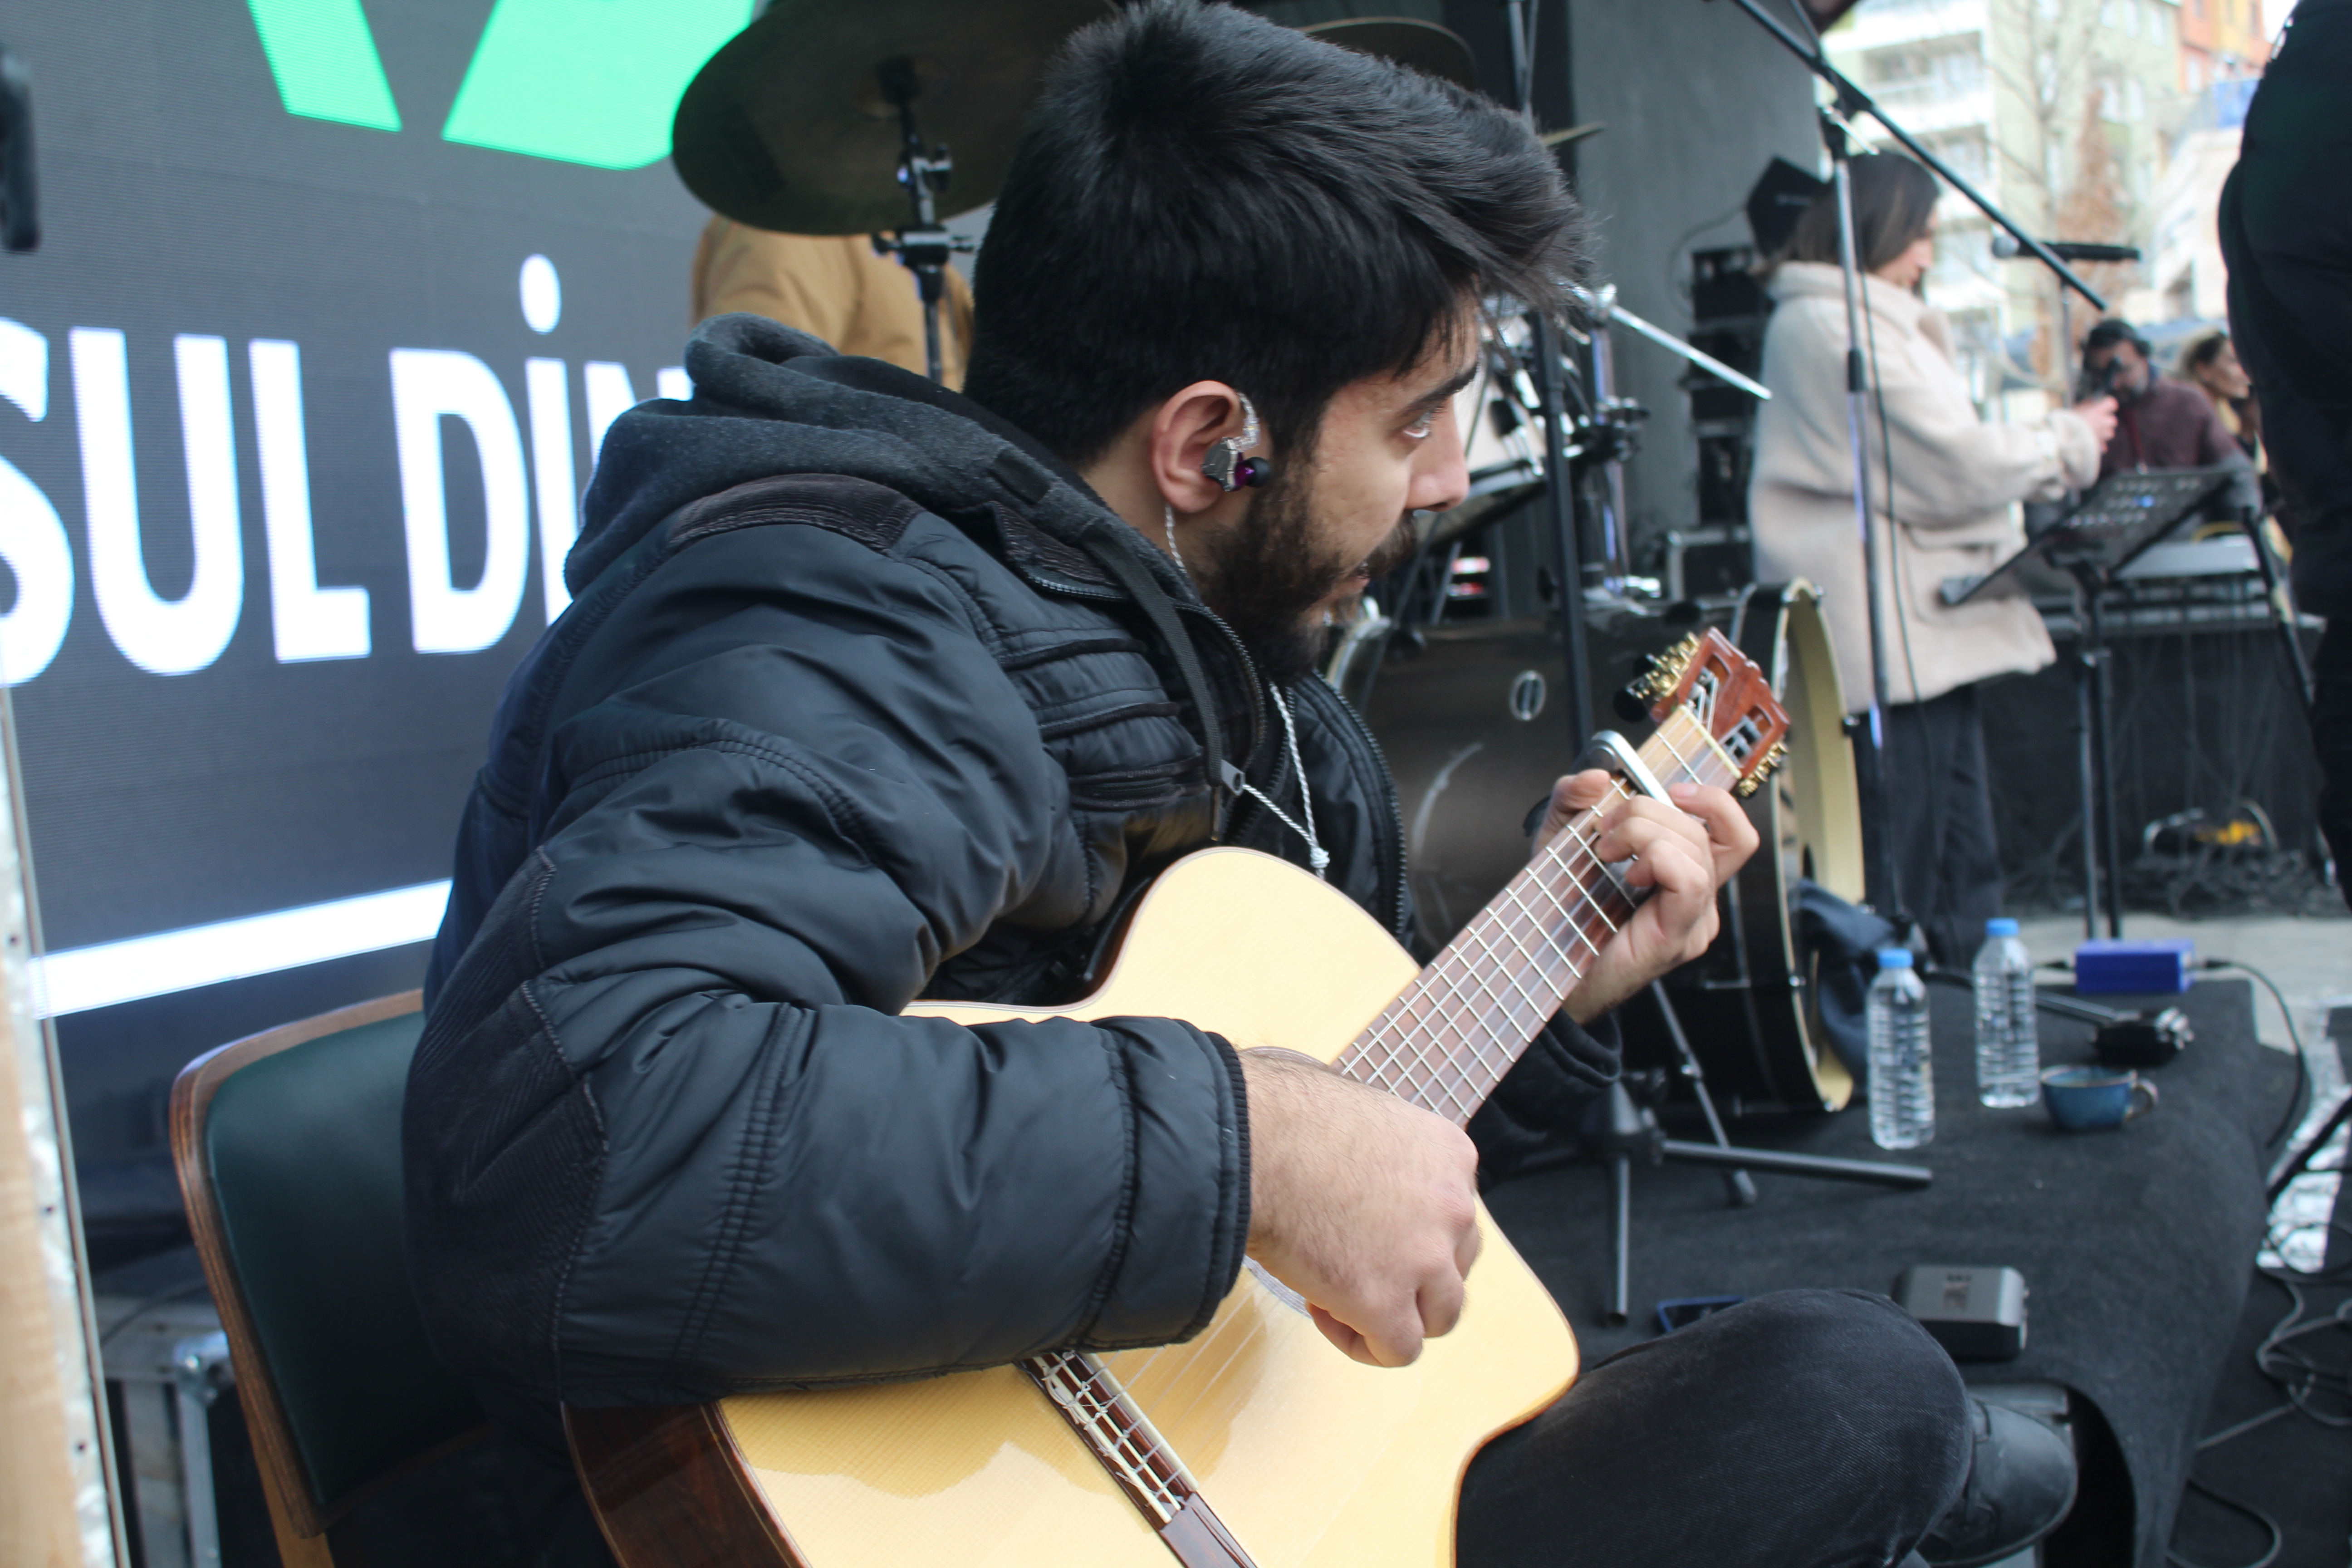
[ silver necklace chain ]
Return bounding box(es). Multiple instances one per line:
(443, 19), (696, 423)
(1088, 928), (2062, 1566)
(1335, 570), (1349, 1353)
(1160, 504), (1325, 878)
(1235, 686), (1328, 878)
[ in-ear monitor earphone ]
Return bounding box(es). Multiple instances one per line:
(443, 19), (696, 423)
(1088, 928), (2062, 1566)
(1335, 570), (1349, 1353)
(1201, 393), (1274, 491)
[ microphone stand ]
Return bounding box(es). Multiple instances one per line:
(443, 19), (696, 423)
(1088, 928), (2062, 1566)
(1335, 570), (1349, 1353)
(1820, 110), (1903, 917)
(1705, 0), (2111, 929)
(1502, 0), (1595, 748)
(1708, 0), (2108, 311)
(1545, 983), (1934, 1328)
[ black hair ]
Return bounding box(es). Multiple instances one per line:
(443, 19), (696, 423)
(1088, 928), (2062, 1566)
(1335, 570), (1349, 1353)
(1777, 153), (1940, 277)
(963, 0), (1584, 467)
(2083, 318), (2153, 358)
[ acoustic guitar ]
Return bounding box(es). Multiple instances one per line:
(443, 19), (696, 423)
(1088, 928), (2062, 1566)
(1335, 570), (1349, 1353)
(567, 628), (1791, 1568)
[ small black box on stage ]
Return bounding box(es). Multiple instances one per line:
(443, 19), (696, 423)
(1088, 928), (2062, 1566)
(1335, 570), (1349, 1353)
(1893, 1266), (2028, 1361)
(2095, 1005), (2192, 1068)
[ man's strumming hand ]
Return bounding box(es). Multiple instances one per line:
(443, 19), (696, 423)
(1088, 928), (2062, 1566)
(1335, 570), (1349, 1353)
(1528, 770), (1760, 1025)
(1239, 1049), (1482, 1369)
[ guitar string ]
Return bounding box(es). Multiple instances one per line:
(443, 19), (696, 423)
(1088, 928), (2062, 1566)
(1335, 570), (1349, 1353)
(1113, 830), (1627, 1439)
(1042, 1354), (1192, 1513)
(1045, 712), (1760, 1506)
(1086, 720), (1758, 1455)
(1367, 733), (1740, 1116)
(1370, 884), (1597, 1111)
(1363, 700), (1734, 1106)
(1467, 895), (1551, 1026)
(1253, 736), (1676, 1135)
(1367, 809), (1613, 1068)
(1120, 817), (1644, 1438)
(1027, 1357), (1179, 1516)
(1364, 808), (1624, 1115)
(1104, 1288), (1289, 1457)
(1447, 924), (1524, 1096)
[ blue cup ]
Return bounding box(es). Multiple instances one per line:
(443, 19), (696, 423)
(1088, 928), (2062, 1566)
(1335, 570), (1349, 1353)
(2040, 1065), (2159, 1131)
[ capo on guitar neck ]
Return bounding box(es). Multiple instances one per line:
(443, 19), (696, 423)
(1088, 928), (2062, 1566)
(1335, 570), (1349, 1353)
(1573, 731), (1671, 803)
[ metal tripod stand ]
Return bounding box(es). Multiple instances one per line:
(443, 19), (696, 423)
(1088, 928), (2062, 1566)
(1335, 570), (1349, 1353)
(1575, 984), (1933, 1326)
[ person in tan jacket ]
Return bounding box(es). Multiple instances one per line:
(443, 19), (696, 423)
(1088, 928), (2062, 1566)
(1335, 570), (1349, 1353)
(691, 216), (976, 388)
(1749, 154), (2116, 961)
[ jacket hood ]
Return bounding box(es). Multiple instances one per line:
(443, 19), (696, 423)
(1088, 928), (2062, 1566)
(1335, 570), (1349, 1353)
(1769, 260), (1929, 330)
(568, 313), (1190, 603)
(1768, 261), (1949, 359)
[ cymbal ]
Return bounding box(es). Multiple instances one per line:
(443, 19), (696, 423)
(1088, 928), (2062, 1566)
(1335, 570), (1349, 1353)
(672, 0), (1108, 236)
(1298, 17), (1480, 91)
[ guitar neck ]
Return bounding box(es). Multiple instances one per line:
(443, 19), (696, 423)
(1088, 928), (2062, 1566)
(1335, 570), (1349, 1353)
(1334, 708), (1741, 1126)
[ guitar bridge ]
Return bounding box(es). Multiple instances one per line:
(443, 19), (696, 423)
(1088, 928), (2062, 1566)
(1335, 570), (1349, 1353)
(1024, 1351), (1257, 1567)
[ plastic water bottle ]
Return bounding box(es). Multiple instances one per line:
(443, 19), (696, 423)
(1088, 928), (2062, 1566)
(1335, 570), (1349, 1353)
(1972, 917), (2041, 1107)
(1867, 949), (1934, 1150)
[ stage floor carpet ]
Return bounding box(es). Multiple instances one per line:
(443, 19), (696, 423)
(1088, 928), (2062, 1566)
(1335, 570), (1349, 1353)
(1484, 978), (2296, 1568)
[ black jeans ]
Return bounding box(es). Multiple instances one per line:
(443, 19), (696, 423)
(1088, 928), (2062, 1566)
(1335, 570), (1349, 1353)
(1457, 1289), (1970, 1568)
(1864, 687), (2002, 966)
(521, 1289), (1970, 1568)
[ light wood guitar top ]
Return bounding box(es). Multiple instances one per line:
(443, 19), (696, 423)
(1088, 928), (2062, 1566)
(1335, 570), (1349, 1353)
(713, 848), (1580, 1567)
(577, 631), (1790, 1568)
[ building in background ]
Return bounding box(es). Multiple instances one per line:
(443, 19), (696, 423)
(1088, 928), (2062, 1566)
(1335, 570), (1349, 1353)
(2178, 0), (2273, 87)
(1827, 0), (2241, 413)
(2149, 77), (2258, 324)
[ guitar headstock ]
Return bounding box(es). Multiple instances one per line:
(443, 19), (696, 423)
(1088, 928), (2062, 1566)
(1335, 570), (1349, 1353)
(1625, 629), (1790, 799)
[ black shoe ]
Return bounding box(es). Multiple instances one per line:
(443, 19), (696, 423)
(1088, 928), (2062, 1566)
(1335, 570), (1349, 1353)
(1916, 1400), (2078, 1568)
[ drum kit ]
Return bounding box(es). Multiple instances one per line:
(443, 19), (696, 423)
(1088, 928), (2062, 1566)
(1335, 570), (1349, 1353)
(672, 2), (1866, 1116)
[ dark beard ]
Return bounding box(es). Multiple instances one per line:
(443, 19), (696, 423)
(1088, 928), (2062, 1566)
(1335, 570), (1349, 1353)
(1193, 471), (1416, 686)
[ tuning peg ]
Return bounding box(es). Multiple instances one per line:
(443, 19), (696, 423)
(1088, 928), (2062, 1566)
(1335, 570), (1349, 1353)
(1732, 740), (1788, 799)
(1612, 680), (1653, 725)
(1637, 635), (1700, 706)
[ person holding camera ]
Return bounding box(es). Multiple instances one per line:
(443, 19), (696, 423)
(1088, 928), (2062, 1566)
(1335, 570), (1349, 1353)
(1749, 153), (2116, 962)
(2080, 319), (2258, 518)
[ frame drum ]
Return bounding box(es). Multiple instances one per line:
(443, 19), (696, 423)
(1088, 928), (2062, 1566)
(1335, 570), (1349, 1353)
(1356, 582), (1863, 1112)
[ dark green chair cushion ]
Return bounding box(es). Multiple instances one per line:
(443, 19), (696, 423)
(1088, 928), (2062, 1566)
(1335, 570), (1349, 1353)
(206, 1012), (484, 1509)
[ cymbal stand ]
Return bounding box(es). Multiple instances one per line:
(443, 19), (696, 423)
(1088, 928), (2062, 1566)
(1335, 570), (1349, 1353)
(872, 58), (975, 385)
(1576, 984), (1933, 1327)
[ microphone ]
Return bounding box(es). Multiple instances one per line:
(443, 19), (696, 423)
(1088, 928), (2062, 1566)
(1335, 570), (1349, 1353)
(1991, 232), (2141, 264)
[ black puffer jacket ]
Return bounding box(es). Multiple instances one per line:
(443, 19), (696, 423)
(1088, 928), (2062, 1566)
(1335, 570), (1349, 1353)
(405, 315), (1616, 1412)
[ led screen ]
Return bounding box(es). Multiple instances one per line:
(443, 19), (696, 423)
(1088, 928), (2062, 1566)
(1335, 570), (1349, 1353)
(0, 1), (742, 1174)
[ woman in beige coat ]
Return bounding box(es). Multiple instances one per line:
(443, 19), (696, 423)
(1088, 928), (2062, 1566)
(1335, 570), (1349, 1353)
(1749, 154), (2116, 961)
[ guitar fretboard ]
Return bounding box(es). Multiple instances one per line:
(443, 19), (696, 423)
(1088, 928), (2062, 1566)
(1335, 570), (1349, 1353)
(1333, 707), (1740, 1125)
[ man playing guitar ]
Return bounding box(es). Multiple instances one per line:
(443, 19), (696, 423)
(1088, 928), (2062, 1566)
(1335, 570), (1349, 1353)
(406, 5), (2071, 1563)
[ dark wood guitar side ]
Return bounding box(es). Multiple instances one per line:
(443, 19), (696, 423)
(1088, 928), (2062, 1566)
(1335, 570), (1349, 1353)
(566, 1404), (799, 1568)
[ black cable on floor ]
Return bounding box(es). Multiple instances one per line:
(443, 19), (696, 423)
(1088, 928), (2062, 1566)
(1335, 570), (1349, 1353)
(2164, 1478), (2284, 1568)
(2034, 955), (2315, 1148)
(2165, 1220), (2352, 1568)
(2195, 959), (2314, 1146)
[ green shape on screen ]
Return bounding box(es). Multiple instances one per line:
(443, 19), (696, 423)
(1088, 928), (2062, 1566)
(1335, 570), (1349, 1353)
(246, 0), (402, 130)
(440, 0), (752, 170)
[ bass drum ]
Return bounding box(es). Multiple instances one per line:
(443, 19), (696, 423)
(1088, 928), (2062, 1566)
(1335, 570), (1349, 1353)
(1356, 581), (1864, 1112)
